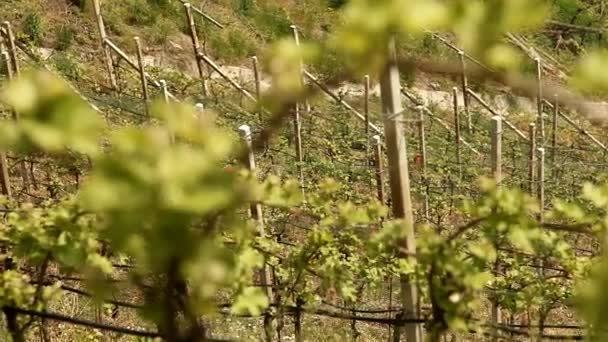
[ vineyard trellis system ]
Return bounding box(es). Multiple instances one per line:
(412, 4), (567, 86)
(0, 0), (605, 341)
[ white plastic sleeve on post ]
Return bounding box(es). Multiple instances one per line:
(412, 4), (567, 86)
(492, 116), (502, 126)
(195, 103), (204, 113)
(238, 125), (251, 141)
(290, 25), (300, 45)
(372, 135), (381, 145)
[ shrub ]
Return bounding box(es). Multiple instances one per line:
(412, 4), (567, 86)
(22, 12), (44, 44)
(234, 0), (255, 17)
(52, 53), (81, 80)
(207, 28), (255, 63)
(147, 0), (170, 7)
(310, 49), (345, 84)
(327, 0), (348, 9)
(125, 0), (156, 26)
(55, 25), (76, 51)
(149, 17), (174, 45)
(253, 5), (292, 40)
(227, 30), (255, 60)
(67, 0), (87, 10)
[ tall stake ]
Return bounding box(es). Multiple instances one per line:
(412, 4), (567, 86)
(184, 3), (208, 97)
(551, 95), (558, 166)
(535, 58), (544, 145)
(528, 123), (537, 195)
(2, 53), (16, 120)
(195, 103), (205, 130)
(417, 107), (429, 221)
(0, 53), (11, 198)
(92, 0), (117, 89)
(537, 146), (546, 339)
(2, 51), (29, 190)
(373, 135), (386, 204)
(160, 80), (169, 104)
(490, 116), (502, 342)
(0, 150), (10, 199)
(2, 22), (20, 77)
(252, 56), (262, 121)
(159, 80), (173, 142)
(238, 125), (275, 342)
(452, 87), (462, 179)
(380, 38), (422, 342)
(0, 28), (6, 56)
(491, 116), (502, 184)
(252, 57), (261, 100)
(364, 75), (371, 166)
(134, 37), (149, 116)
(291, 25), (305, 192)
(537, 147), (545, 223)
(458, 51), (472, 133)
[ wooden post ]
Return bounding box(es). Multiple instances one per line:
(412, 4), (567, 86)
(535, 58), (544, 145)
(195, 103), (205, 130)
(0, 53), (11, 197)
(2, 22), (20, 77)
(290, 25), (311, 118)
(252, 56), (263, 123)
(528, 123), (536, 194)
(92, 0), (117, 89)
(380, 38), (422, 342)
(2, 53), (17, 122)
(184, 2), (208, 97)
(364, 75), (371, 136)
(364, 75), (371, 164)
(458, 51), (472, 133)
(0, 151), (11, 199)
(134, 37), (149, 116)
(159, 80), (175, 143)
(452, 87), (462, 179)
(536, 147), (546, 339)
(373, 135), (385, 204)
(491, 116), (502, 184)
(252, 57), (261, 100)
(160, 80), (169, 103)
(551, 95), (558, 166)
(0, 28), (6, 53)
(290, 25), (305, 192)
(3, 51), (29, 190)
(490, 116), (502, 342)
(417, 106), (429, 221)
(537, 147), (545, 224)
(238, 125), (275, 342)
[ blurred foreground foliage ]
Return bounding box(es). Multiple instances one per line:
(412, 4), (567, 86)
(2, 0), (608, 340)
